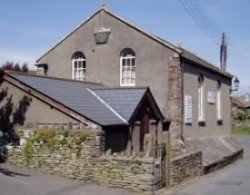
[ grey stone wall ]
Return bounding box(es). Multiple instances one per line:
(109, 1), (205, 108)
(182, 62), (232, 139)
(7, 128), (162, 192)
(170, 150), (202, 186)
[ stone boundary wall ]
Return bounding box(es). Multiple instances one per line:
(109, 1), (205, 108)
(202, 149), (243, 174)
(170, 150), (202, 186)
(7, 129), (161, 192)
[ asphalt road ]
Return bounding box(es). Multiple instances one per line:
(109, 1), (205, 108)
(165, 135), (250, 195)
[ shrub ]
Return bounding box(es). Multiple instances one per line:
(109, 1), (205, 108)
(14, 63), (21, 71)
(22, 64), (29, 73)
(23, 138), (33, 162)
(233, 110), (247, 121)
(73, 131), (90, 145)
(34, 128), (56, 144)
(33, 128), (90, 148)
(63, 130), (69, 138)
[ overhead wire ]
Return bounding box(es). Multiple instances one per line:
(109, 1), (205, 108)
(178, 0), (221, 46)
(179, 0), (219, 45)
(189, 0), (220, 42)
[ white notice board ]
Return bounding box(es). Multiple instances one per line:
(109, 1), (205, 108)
(207, 91), (216, 104)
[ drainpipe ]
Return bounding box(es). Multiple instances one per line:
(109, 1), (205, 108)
(180, 58), (185, 142)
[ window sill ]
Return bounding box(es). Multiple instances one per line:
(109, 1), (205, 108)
(217, 119), (223, 126)
(185, 122), (192, 126)
(120, 84), (136, 87)
(198, 120), (206, 126)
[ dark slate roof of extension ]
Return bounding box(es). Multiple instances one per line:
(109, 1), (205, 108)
(9, 73), (147, 126)
(93, 88), (146, 122)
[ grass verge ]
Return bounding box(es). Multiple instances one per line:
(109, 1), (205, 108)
(232, 125), (250, 135)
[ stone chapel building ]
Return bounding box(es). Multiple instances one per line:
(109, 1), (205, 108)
(36, 6), (234, 152)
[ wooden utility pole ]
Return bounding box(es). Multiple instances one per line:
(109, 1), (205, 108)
(220, 32), (227, 71)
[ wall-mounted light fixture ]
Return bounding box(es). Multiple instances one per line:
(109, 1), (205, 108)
(231, 77), (240, 92)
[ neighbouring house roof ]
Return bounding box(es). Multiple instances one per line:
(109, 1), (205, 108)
(232, 95), (250, 108)
(231, 97), (245, 108)
(36, 6), (233, 79)
(5, 72), (163, 126)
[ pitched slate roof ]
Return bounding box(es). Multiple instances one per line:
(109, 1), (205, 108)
(178, 46), (233, 78)
(154, 36), (233, 78)
(93, 88), (146, 122)
(8, 73), (148, 126)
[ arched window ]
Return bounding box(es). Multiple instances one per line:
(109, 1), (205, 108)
(217, 80), (222, 120)
(198, 74), (204, 121)
(72, 52), (86, 81)
(120, 48), (136, 86)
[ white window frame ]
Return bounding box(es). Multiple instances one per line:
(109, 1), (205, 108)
(120, 49), (136, 86)
(217, 80), (222, 120)
(198, 74), (205, 121)
(72, 56), (86, 81)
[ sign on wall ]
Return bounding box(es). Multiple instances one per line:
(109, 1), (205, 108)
(207, 91), (216, 104)
(184, 95), (193, 124)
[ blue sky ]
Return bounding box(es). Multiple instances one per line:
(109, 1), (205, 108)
(0, 0), (249, 95)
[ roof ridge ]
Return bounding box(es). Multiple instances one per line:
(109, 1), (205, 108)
(8, 72), (104, 86)
(87, 88), (128, 124)
(179, 46), (220, 69)
(102, 8), (181, 53)
(178, 46), (233, 78)
(93, 87), (148, 90)
(36, 7), (103, 62)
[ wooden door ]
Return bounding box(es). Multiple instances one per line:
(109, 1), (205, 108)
(140, 112), (149, 151)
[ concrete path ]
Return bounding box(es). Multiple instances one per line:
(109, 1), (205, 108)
(0, 163), (133, 195)
(164, 135), (250, 195)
